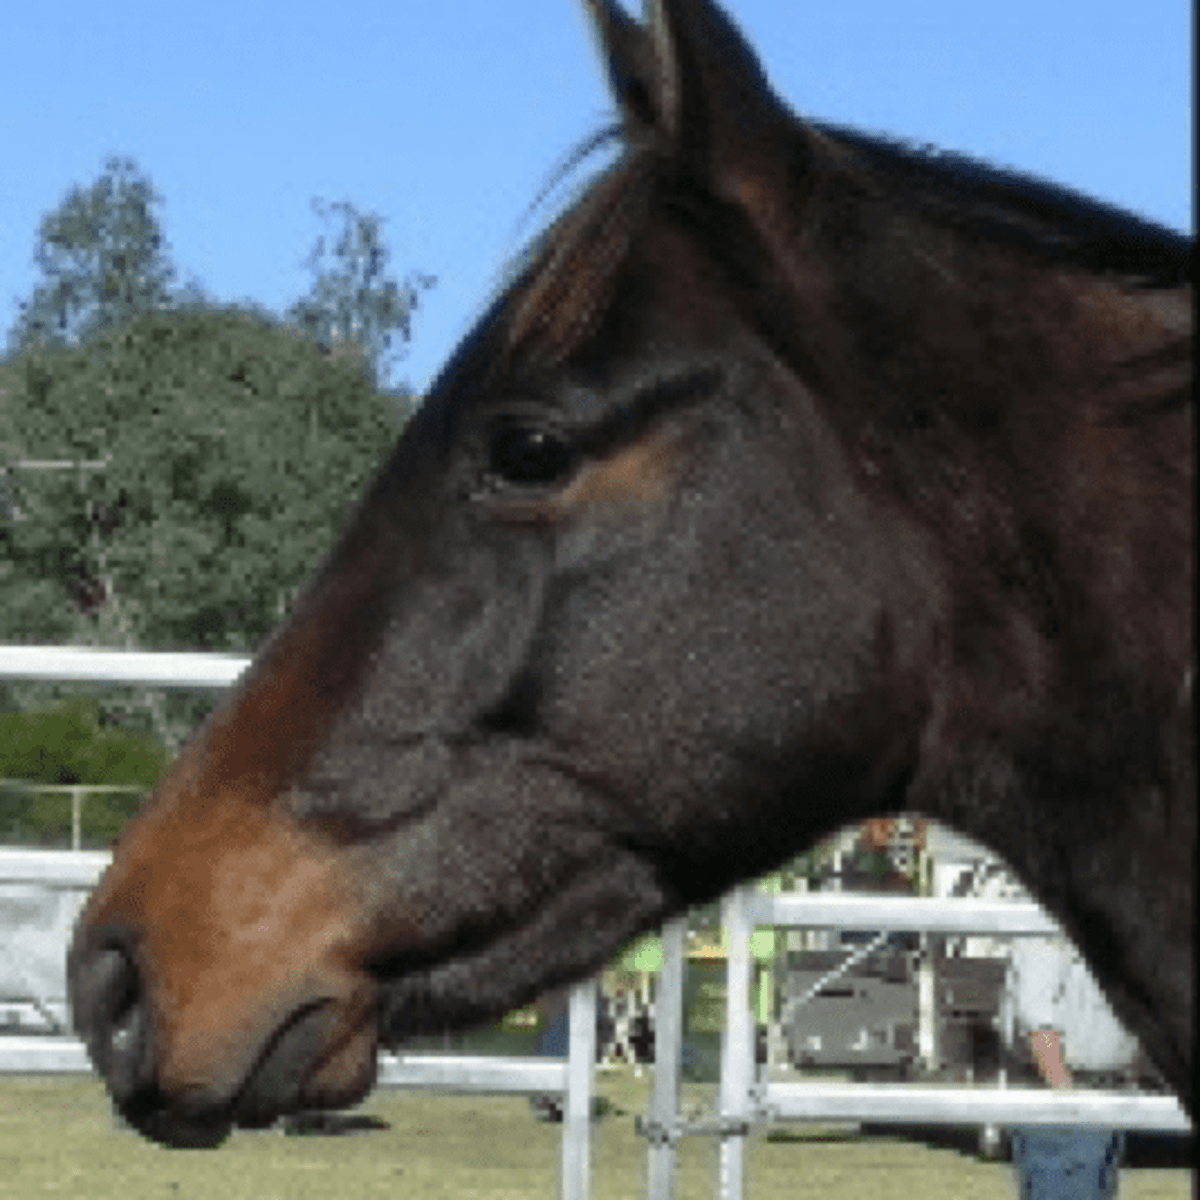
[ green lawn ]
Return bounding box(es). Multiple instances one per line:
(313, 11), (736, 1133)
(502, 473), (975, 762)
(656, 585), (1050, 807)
(0, 1070), (1191, 1199)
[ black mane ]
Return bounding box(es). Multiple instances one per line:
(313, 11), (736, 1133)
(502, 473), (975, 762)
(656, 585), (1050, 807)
(814, 120), (1192, 287)
(495, 109), (1192, 385)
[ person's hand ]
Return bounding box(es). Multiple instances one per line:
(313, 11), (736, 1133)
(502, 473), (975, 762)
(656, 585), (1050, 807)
(1028, 1028), (1074, 1088)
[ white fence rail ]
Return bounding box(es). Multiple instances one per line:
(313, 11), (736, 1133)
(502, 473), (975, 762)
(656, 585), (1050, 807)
(0, 644), (250, 689)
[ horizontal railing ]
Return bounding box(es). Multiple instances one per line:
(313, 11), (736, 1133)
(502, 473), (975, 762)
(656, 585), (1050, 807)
(0, 1034), (574, 1094)
(694, 886), (1193, 1200)
(749, 892), (1064, 935)
(0, 846), (111, 887)
(0, 644), (250, 689)
(758, 1079), (1190, 1131)
(0, 645), (248, 850)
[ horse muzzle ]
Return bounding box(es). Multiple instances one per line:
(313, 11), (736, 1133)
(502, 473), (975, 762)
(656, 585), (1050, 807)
(68, 923), (380, 1148)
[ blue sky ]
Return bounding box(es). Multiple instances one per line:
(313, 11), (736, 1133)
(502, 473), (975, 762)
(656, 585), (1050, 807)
(1, 0), (1191, 396)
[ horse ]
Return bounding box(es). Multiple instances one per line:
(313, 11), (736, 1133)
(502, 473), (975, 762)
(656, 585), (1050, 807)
(68, 0), (1193, 1148)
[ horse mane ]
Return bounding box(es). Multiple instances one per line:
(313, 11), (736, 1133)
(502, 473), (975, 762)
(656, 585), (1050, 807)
(810, 121), (1192, 289)
(503, 154), (653, 375)
(501, 114), (1191, 379)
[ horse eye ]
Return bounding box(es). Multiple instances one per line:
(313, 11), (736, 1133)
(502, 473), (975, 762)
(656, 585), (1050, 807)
(488, 424), (575, 486)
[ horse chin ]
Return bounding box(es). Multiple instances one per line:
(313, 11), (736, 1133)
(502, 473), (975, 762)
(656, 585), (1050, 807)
(119, 1101), (234, 1149)
(375, 968), (490, 1046)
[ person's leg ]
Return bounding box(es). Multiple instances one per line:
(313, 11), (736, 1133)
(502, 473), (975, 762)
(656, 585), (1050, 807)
(1012, 1126), (1124, 1199)
(530, 987), (572, 1120)
(1097, 1131), (1124, 1199)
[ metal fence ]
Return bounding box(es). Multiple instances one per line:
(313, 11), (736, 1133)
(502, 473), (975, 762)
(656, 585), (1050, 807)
(639, 887), (1192, 1200)
(0, 780), (143, 851)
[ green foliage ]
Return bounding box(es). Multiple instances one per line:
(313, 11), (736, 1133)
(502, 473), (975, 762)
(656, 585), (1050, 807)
(6, 157), (177, 354)
(0, 694), (166, 786)
(1, 158), (430, 788)
(285, 199), (435, 390)
(1, 303), (411, 751)
(860, 847), (893, 879)
(2, 304), (404, 652)
(0, 695), (167, 846)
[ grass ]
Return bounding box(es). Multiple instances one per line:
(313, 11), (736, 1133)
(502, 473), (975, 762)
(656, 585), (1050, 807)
(0, 1069), (1191, 1199)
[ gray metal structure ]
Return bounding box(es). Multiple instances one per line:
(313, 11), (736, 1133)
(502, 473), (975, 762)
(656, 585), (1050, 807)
(637, 888), (1193, 1200)
(780, 938), (919, 1075)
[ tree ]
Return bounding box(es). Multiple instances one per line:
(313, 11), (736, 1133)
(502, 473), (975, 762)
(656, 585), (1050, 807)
(286, 199), (435, 391)
(2, 164), (432, 753)
(7, 157), (177, 354)
(0, 304), (409, 750)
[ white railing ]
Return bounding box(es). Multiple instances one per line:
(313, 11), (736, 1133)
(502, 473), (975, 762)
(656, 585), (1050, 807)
(0, 644), (251, 850)
(0, 644), (250, 689)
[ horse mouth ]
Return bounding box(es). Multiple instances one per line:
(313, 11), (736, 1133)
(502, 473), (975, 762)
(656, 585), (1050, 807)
(115, 1000), (380, 1149)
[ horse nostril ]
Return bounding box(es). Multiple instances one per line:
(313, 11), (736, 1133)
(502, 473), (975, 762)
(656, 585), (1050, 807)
(104, 986), (150, 1101)
(79, 948), (129, 1020)
(70, 932), (152, 1104)
(112, 1007), (136, 1053)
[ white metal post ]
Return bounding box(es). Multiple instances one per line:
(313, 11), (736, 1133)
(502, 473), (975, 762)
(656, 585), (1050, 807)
(646, 916), (687, 1200)
(918, 931), (937, 1068)
(562, 980), (596, 1200)
(717, 887), (754, 1200)
(70, 787), (82, 852)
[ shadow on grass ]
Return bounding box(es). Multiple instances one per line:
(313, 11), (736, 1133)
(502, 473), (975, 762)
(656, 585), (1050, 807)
(765, 1127), (864, 1145)
(279, 1112), (391, 1136)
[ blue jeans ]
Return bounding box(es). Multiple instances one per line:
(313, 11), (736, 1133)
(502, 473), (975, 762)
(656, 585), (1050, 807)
(534, 1006), (570, 1057)
(1011, 1126), (1123, 1199)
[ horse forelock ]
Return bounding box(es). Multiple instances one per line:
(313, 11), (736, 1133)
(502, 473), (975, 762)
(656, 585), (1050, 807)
(500, 155), (654, 377)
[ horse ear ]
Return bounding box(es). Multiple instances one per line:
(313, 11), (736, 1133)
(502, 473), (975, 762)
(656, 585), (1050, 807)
(582, 0), (799, 201)
(579, 0), (663, 133)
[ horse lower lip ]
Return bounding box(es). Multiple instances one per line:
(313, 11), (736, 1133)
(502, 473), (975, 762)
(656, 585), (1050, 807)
(234, 1001), (336, 1126)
